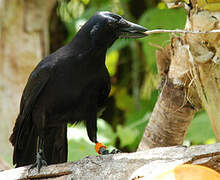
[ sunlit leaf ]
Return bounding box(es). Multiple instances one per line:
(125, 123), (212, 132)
(205, 138), (216, 144)
(68, 0), (85, 19)
(81, 0), (90, 5)
(157, 2), (167, 9)
(106, 51), (119, 76)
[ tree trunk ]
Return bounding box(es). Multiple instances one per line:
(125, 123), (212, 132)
(0, 0), (56, 162)
(186, 1), (220, 139)
(138, 0), (220, 150)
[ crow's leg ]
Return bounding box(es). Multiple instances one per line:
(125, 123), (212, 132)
(28, 108), (48, 173)
(85, 111), (120, 155)
(29, 136), (47, 173)
(85, 109), (109, 155)
(96, 143), (121, 155)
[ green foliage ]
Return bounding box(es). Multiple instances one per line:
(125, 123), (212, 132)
(123, 108), (151, 150)
(108, 39), (132, 53)
(138, 8), (186, 73)
(185, 111), (216, 144)
(115, 89), (134, 115)
(68, 139), (95, 161)
(97, 119), (117, 145)
(116, 125), (137, 147)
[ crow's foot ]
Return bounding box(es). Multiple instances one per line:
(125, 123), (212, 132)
(95, 142), (121, 155)
(110, 149), (121, 154)
(99, 147), (121, 155)
(29, 149), (47, 173)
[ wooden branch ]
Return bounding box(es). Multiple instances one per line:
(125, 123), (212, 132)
(143, 29), (220, 35)
(137, 80), (195, 150)
(138, 40), (200, 150)
(1, 144), (220, 180)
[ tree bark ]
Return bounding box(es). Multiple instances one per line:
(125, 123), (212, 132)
(0, 0), (56, 162)
(138, 0), (220, 150)
(1, 143), (220, 180)
(185, 5), (220, 140)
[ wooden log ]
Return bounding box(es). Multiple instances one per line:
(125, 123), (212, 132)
(1, 143), (220, 180)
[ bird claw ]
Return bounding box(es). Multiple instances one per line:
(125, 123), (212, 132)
(99, 146), (109, 155)
(28, 149), (47, 173)
(110, 149), (121, 154)
(99, 147), (121, 155)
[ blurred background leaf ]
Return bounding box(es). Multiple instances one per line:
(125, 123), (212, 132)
(185, 111), (216, 144)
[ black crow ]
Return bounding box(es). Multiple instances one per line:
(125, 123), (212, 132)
(9, 11), (147, 172)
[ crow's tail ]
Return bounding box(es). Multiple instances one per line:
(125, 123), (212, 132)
(10, 115), (68, 167)
(9, 114), (38, 167)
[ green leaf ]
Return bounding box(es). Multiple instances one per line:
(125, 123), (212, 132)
(115, 88), (134, 115)
(68, 138), (96, 162)
(138, 8), (186, 73)
(108, 39), (131, 53)
(185, 111), (215, 144)
(116, 124), (137, 147)
(125, 110), (151, 151)
(125, 100), (149, 126)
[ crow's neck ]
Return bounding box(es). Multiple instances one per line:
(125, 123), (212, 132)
(68, 31), (108, 58)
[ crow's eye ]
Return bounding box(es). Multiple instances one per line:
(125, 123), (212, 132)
(118, 19), (129, 28)
(107, 19), (117, 28)
(108, 19), (115, 24)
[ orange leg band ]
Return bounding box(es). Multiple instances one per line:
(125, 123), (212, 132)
(95, 142), (106, 154)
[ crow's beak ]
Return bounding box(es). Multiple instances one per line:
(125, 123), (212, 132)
(118, 19), (148, 38)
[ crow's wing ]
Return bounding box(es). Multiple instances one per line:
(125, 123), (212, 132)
(20, 64), (51, 118)
(10, 61), (51, 148)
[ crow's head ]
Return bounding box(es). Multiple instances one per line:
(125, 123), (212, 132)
(80, 11), (148, 48)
